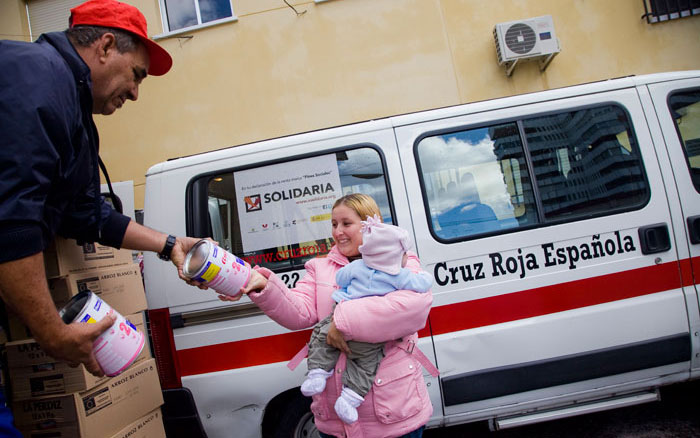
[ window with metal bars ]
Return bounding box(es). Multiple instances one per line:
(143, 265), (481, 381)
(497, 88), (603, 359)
(642, 0), (700, 23)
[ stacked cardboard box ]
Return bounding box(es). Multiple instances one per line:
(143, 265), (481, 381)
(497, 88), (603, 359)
(43, 237), (134, 279)
(13, 359), (164, 438)
(7, 238), (145, 342)
(5, 237), (166, 437)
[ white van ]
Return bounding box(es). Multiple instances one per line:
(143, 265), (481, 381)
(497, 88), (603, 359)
(142, 71), (700, 438)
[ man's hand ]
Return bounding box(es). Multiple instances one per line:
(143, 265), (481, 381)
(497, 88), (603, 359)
(0, 252), (115, 377)
(120, 222), (209, 288)
(171, 236), (210, 289)
(38, 314), (116, 377)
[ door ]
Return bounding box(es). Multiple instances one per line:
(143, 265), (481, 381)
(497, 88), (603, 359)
(647, 78), (700, 373)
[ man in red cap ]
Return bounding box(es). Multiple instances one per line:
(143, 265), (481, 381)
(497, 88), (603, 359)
(0, 1), (199, 425)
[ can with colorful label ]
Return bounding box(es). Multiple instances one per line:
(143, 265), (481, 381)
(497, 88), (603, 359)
(183, 239), (251, 297)
(58, 290), (145, 377)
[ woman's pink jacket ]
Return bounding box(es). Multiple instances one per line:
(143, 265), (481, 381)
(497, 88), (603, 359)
(249, 245), (433, 438)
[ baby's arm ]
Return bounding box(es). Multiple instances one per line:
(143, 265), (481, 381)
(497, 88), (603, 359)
(395, 269), (433, 293)
(335, 263), (354, 289)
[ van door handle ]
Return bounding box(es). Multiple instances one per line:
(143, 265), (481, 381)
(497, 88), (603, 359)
(688, 215), (700, 244)
(638, 223), (671, 255)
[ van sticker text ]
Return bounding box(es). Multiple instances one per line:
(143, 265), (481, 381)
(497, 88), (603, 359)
(434, 230), (637, 286)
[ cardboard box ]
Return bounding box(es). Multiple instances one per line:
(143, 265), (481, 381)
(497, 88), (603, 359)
(49, 264), (147, 316)
(14, 358), (163, 438)
(9, 358), (108, 401)
(44, 237), (133, 279)
(7, 312), (152, 400)
(16, 408), (166, 438)
(109, 408), (166, 438)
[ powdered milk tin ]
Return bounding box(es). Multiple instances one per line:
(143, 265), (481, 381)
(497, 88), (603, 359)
(59, 290), (144, 377)
(183, 239), (251, 297)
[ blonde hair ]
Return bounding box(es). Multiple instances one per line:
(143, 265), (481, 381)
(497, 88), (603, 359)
(332, 193), (381, 222)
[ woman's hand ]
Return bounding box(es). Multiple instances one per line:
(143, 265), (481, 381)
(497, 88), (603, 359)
(218, 268), (268, 302)
(326, 319), (351, 355)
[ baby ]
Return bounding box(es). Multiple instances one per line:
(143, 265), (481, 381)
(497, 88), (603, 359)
(301, 215), (432, 424)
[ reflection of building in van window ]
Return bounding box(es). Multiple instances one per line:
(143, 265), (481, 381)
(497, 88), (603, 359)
(519, 105), (647, 221)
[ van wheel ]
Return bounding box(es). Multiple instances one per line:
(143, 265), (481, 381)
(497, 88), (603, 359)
(273, 392), (320, 438)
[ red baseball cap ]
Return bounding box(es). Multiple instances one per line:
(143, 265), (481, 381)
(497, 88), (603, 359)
(69, 0), (172, 76)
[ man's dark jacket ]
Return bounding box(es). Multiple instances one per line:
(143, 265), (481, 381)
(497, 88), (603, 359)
(0, 32), (131, 264)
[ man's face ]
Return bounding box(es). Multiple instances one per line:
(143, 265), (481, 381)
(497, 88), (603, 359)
(91, 39), (149, 115)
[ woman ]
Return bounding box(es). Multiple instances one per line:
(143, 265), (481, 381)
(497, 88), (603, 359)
(225, 193), (433, 438)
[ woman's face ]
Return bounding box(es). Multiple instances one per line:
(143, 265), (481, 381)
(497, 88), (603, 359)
(331, 204), (364, 258)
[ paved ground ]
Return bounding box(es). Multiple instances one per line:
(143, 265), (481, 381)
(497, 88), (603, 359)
(424, 380), (700, 437)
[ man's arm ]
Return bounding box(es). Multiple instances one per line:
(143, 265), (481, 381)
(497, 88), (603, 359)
(0, 252), (114, 376)
(120, 220), (201, 281)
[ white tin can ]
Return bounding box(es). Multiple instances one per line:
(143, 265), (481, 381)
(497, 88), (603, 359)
(183, 239), (251, 297)
(59, 291), (144, 377)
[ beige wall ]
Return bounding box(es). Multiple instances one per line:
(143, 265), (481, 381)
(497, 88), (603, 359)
(1, 0), (30, 42)
(3, 0), (700, 209)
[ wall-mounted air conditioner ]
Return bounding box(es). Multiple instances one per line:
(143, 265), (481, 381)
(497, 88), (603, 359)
(493, 15), (560, 76)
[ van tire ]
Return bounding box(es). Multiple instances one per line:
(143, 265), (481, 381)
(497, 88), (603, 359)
(273, 392), (317, 438)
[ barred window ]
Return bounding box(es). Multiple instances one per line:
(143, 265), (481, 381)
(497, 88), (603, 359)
(642, 0), (700, 23)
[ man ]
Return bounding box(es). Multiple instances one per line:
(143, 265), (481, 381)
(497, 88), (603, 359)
(0, 0), (199, 382)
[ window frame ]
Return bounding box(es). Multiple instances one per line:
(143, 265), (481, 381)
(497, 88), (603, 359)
(413, 101), (651, 244)
(185, 143), (397, 274)
(155, 0), (237, 39)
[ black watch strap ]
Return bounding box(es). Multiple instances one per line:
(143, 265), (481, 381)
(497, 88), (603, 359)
(158, 235), (177, 261)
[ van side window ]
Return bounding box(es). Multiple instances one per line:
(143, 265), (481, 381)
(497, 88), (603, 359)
(193, 147), (391, 273)
(669, 89), (700, 193)
(416, 104), (649, 241)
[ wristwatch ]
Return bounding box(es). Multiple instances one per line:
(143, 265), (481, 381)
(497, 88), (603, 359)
(158, 235), (177, 261)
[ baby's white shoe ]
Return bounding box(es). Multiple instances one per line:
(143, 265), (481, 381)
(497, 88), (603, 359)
(334, 386), (364, 424)
(301, 369), (333, 396)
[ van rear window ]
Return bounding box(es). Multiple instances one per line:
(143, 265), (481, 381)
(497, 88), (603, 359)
(668, 89), (700, 193)
(189, 146), (392, 275)
(416, 104), (649, 241)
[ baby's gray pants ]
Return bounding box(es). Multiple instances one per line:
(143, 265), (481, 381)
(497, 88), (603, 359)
(307, 313), (385, 397)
